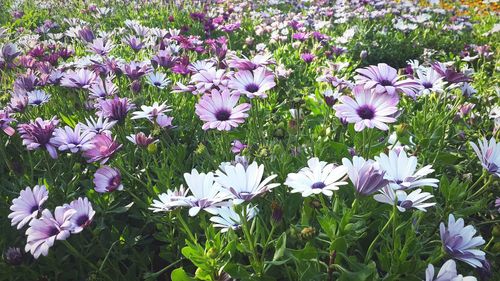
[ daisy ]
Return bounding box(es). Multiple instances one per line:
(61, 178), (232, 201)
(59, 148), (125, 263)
(415, 68), (446, 96)
(126, 132), (158, 147)
(342, 156), (388, 196)
(0, 109), (15, 136)
(355, 63), (420, 96)
(18, 117), (60, 159)
(53, 124), (96, 153)
(470, 137), (500, 177)
(97, 97), (136, 122)
(215, 161), (280, 204)
(440, 214), (486, 268)
(25, 207), (75, 259)
(82, 133), (122, 164)
(149, 186), (189, 212)
(195, 88), (251, 131)
(375, 150), (439, 190)
(210, 205), (257, 233)
(374, 187), (436, 212)
(60, 69), (97, 89)
(333, 85), (399, 131)
(227, 53), (275, 70)
(228, 67), (276, 98)
(81, 115), (117, 135)
(285, 157), (348, 197)
(8, 185), (49, 229)
(93, 166), (123, 193)
(425, 259), (477, 281)
(65, 197), (95, 233)
(27, 90), (51, 106)
(131, 101), (171, 121)
(88, 77), (118, 99)
(191, 67), (229, 93)
(145, 72), (170, 89)
(88, 37), (114, 56)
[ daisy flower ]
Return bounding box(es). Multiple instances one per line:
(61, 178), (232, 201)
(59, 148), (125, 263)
(18, 117), (60, 159)
(228, 67), (276, 98)
(195, 88), (251, 131)
(8, 185), (49, 229)
(425, 259), (477, 281)
(355, 63), (420, 96)
(27, 90), (51, 106)
(93, 166), (123, 193)
(145, 72), (170, 89)
(82, 133), (122, 164)
(333, 85), (399, 131)
(342, 156), (388, 196)
(53, 124), (96, 153)
(470, 137), (499, 177)
(81, 115), (117, 135)
(216, 161), (280, 204)
(149, 186), (189, 213)
(285, 157), (348, 197)
(210, 205), (257, 233)
(375, 150), (439, 190)
(60, 69), (97, 89)
(131, 101), (171, 121)
(65, 197), (95, 233)
(374, 187), (436, 212)
(414, 68), (446, 96)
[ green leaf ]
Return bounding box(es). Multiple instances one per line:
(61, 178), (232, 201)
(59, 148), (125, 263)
(272, 232), (287, 261)
(171, 268), (195, 281)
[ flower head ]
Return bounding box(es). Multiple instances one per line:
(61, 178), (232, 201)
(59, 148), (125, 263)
(216, 161), (280, 204)
(97, 97), (136, 122)
(355, 63), (420, 96)
(228, 67), (276, 98)
(53, 124), (96, 153)
(195, 89), (251, 131)
(425, 259), (477, 281)
(145, 72), (170, 89)
(60, 69), (97, 89)
(210, 205), (257, 233)
(470, 137), (499, 177)
(374, 187), (435, 212)
(131, 101), (171, 121)
(93, 166), (123, 193)
(333, 86), (399, 131)
(65, 197), (95, 233)
(27, 90), (51, 106)
(81, 115), (116, 134)
(342, 156), (388, 196)
(285, 157), (348, 197)
(149, 186), (189, 212)
(440, 214), (486, 268)
(18, 117), (59, 159)
(82, 133), (122, 163)
(8, 185), (49, 229)
(0, 109), (16, 136)
(126, 132), (158, 148)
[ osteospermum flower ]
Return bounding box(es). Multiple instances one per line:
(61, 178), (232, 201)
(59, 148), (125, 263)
(210, 205), (257, 233)
(216, 161), (280, 204)
(18, 117), (59, 159)
(285, 157), (348, 197)
(440, 214), (486, 268)
(191, 67), (229, 93)
(131, 101), (171, 121)
(341, 156), (388, 196)
(126, 132), (157, 148)
(355, 63), (420, 96)
(82, 133), (122, 163)
(53, 124), (96, 153)
(65, 197), (95, 233)
(0, 109), (15, 136)
(195, 89), (251, 131)
(145, 72), (170, 89)
(93, 166), (123, 193)
(415, 68), (446, 97)
(470, 137), (499, 177)
(60, 69), (97, 89)
(374, 187), (436, 212)
(228, 67), (276, 98)
(8, 185), (49, 229)
(81, 115), (116, 134)
(375, 150), (439, 190)
(25, 207), (75, 259)
(97, 97), (136, 122)
(425, 259), (477, 281)
(27, 90), (51, 106)
(333, 86), (399, 131)
(149, 186), (189, 212)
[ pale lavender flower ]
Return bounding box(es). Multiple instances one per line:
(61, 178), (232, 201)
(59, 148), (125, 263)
(65, 197), (95, 233)
(60, 69), (97, 89)
(156, 114), (174, 128)
(149, 186), (189, 212)
(93, 166), (123, 193)
(440, 214), (486, 268)
(97, 97), (136, 122)
(0, 109), (16, 136)
(231, 139), (247, 154)
(210, 205), (257, 233)
(227, 53), (275, 70)
(81, 115), (117, 134)
(374, 187), (435, 212)
(470, 137), (500, 177)
(27, 90), (51, 106)
(355, 63), (420, 96)
(425, 259), (477, 281)
(88, 77), (118, 99)
(18, 117), (59, 159)
(8, 185), (49, 229)
(88, 38), (114, 56)
(126, 132), (158, 147)
(145, 72), (170, 89)
(228, 67), (276, 98)
(131, 102), (171, 121)
(342, 156), (388, 196)
(53, 124), (96, 153)
(25, 207), (75, 259)
(123, 61), (152, 80)
(82, 133), (122, 163)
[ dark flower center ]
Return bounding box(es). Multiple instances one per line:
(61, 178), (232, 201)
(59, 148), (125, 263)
(30, 205), (39, 214)
(311, 182), (326, 189)
(108, 176), (121, 191)
(380, 79), (393, 86)
(48, 227), (59, 237)
(356, 105), (375, 120)
(245, 83), (259, 93)
(422, 82), (433, 89)
(75, 215), (89, 227)
(215, 109), (231, 121)
(154, 82), (162, 86)
(398, 200), (413, 209)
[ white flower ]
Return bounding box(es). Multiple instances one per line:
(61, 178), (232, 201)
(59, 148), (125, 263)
(216, 162), (280, 204)
(145, 72), (170, 89)
(374, 187), (435, 212)
(285, 157), (348, 197)
(81, 115), (117, 134)
(415, 68), (445, 96)
(375, 150), (439, 190)
(210, 205), (257, 233)
(27, 90), (51, 106)
(149, 186), (189, 212)
(182, 169), (231, 216)
(470, 137), (500, 177)
(425, 259), (477, 281)
(131, 101), (171, 121)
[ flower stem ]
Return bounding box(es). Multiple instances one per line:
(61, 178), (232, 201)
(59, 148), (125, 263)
(470, 175), (493, 199)
(240, 207), (262, 276)
(176, 211), (197, 243)
(364, 209), (394, 263)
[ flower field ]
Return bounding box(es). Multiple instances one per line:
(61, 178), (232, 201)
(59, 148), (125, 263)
(0, 0), (499, 280)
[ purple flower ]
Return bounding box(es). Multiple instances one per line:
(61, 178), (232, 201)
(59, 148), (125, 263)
(495, 198), (500, 213)
(300, 53), (316, 63)
(231, 139), (247, 154)
(97, 97), (136, 122)
(93, 166), (123, 193)
(151, 50), (178, 69)
(195, 89), (251, 131)
(470, 137), (499, 177)
(83, 133), (122, 163)
(78, 26), (95, 43)
(123, 61), (152, 80)
(0, 109), (16, 136)
(8, 185), (49, 229)
(126, 132), (157, 148)
(431, 62), (471, 84)
(123, 35), (145, 52)
(228, 67), (276, 98)
(227, 53), (275, 71)
(27, 90), (51, 106)
(8, 94), (28, 113)
(292, 32), (309, 41)
(65, 197), (95, 233)
(425, 259), (476, 281)
(60, 69), (97, 89)
(1, 43), (21, 64)
(440, 214), (486, 268)
(18, 117), (59, 159)
(88, 38), (114, 56)
(53, 124), (96, 153)
(333, 86), (399, 131)
(355, 63), (420, 96)
(342, 156), (388, 196)
(25, 207), (75, 259)
(156, 114), (174, 128)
